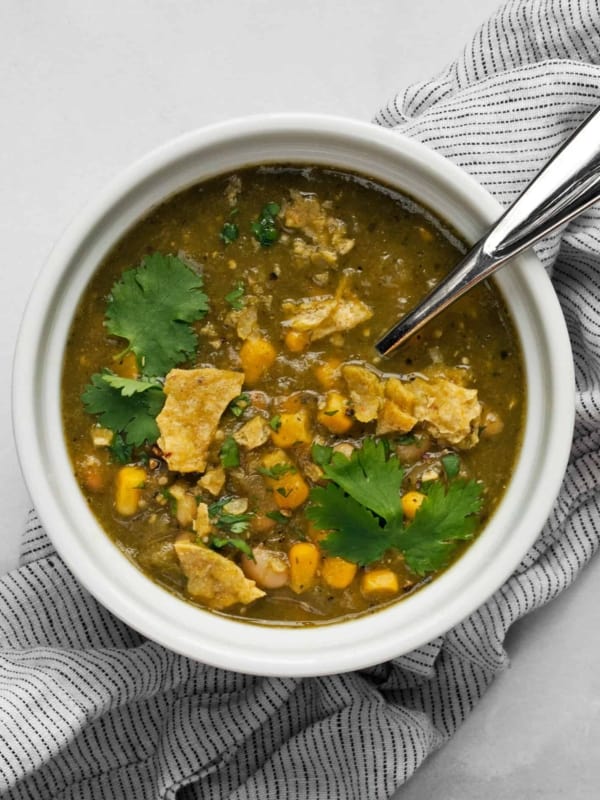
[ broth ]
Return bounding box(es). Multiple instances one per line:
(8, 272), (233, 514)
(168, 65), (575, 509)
(62, 166), (524, 624)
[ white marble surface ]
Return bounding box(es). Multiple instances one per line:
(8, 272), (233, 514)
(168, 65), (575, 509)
(2, 1), (599, 797)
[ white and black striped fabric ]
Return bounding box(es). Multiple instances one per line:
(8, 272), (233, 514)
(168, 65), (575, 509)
(3, 1), (600, 797)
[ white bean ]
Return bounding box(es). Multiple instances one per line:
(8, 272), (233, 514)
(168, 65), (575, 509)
(242, 547), (289, 589)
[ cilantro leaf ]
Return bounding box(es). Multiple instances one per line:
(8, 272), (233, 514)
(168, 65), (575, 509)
(102, 374), (161, 396)
(398, 480), (484, 575)
(228, 392), (251, 418)
(108, 432), (133, 464)
(266, 510), (289, 524)
(225, 282), (245, 310)
(311, 443), (334, 466)
(321, 438), (404, 524)
(258, 463), (297, 479)
(395, 433), (418, 445)
(208, 496), (254, 537)
(220, 221), (239, 245)
(251, 202), (280, 247)
(219, 436), (240, 468)
(307, 484), (394, 566)
(307, 436), (484, 574)
(105, 253), (209, 377)
(441, 453), (461, 479)
(209, 536), (253, 559)
(269, 414), (282, 432)
(81, 371), (165, 447)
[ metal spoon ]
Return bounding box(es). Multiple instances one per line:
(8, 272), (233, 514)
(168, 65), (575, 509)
(375, 104), (600, 356)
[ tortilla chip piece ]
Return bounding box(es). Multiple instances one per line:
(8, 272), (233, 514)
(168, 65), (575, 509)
(377, 400), (417, 435)
(174, 540), (265, 610)
(193, 503), (211, 537)
(342, 364), (384, 423)
(410, 376), (481, 448)
(198, 466), (226, 497)
(157, 368), (244, 472)
(376, 377), (418, 435)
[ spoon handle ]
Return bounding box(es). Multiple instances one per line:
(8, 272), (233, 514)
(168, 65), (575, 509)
(376, 104), (600, 356)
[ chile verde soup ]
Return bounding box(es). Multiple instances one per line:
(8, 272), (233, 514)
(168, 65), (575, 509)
(61, 165), (524, 625)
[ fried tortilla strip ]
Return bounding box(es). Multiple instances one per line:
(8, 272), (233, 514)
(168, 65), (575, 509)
(341, 364), (481, 446)
(175, 540), (265, 610)
(197, 466), (226, 496)
(342, 364), (383, 423)
(157, 367), (244, 472)
(376, 378), (418, 435)
(410, 376), (481, 447)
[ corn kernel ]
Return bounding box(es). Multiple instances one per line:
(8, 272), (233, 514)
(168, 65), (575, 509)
(261, 451), (310, 510)
(402, 491), (426, 520)
(321, 557), (357, 590)
(270, 408), (312, 448)
(240, 337), (277, 386)
(314, 357), (342, 390)
(284, 329), (310, 353)
(112, 351), (139, 379)
(360, 569), (399, 598)
(289, 542), (320, 594)
(317, 391), (353, 434)
(115, 466), (146, 517)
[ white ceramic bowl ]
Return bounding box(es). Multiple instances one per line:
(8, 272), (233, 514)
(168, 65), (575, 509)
(13, 114), (574, 676)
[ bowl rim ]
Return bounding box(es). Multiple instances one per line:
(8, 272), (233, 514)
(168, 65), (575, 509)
(12, 113), (575, 676)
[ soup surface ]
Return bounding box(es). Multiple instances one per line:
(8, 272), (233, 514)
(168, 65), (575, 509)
(62, 166), (524, 624)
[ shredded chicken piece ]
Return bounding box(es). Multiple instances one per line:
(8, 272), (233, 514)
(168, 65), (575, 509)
(156, 368), (244, 472)
(283, 190), (354, 265)
(226, 303), (259, 340)
(224, 174), (241, 207)
(233, 415), (270, 449)
(282, 279), (372, 342)
(174, 540), (265, 610)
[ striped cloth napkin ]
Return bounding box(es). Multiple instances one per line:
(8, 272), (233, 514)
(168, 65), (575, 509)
(3, 1), (600, 797)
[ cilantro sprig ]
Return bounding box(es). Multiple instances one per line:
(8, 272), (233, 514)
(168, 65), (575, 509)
(228, 392), (251, 418)
(219, 436), (240, 469)
(258, 463), (297, 479)
(397, 480), (483, 575)
(108, 432), (133, 464)
(209, 535), (253, 559)
(306, 438), (483, 575)
(220, 221), (239, 245)
(105, 253), (209, 377)
(207, 496), (254, 559)
(208, 496), (254, 535)
(251, 202), (280, 247)
(225, 282), (246, 310)
(82, 371), (165, 448)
